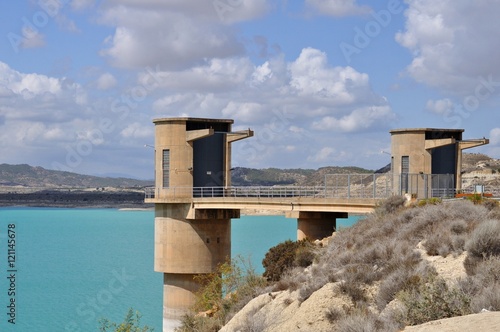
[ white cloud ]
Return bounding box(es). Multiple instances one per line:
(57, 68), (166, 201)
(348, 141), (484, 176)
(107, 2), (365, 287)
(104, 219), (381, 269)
(426, 98), (454, 116)
(396, 0), (500, 96)
(149, 48), (392, 122)
(120, 122), (153, 139)
(305, 0), (370, 17)
(153, 93), (225, 119)
(98, 0), (269, 69)
(252, 61), (273, 84)
(289, 48), (371, 105)
(312, 106), (395, 132)
(150, 57), (254, 92)
(490, 128), (500, 146)
(96, 73), (117, 90)
(308, 147), (336, 163)
(145, 47), (394, 170)
(0, 62), (62, 97)
(102, 0), (269, 23)
(222, 102), (266, 124)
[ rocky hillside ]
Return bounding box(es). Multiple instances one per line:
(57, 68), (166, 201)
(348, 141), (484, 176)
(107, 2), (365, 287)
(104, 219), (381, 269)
(461, 153), (500, 188)
(0, 164), (153, 189)
(231, 165), (376, 187)
(216, 198), (500, 332)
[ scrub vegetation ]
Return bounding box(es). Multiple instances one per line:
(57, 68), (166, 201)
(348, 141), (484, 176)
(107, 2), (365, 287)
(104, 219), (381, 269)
(99, 308), (154, 332)
(177, 196), (500, 331)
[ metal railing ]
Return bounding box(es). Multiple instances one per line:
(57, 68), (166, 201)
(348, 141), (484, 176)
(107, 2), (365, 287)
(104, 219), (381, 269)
(324, 173), (392, 199)
(391, 173), (456, 198)
(145, 173), (393, 200)
(144, 173), (500, 200)
(145, 186), (335, 199)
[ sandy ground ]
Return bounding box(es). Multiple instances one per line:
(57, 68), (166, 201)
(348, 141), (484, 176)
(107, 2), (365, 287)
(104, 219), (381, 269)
(163, 318), (181, 332)
(402, 245), (500, 331)
(403, 311), (500, 331)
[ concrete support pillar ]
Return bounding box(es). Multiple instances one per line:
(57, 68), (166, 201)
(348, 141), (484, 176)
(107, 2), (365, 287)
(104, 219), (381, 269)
(296, 211), (348, 241)
(154, 204), (239, 319)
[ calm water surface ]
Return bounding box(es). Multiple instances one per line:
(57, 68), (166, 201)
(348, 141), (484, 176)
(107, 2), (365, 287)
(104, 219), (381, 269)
(0, 208), (360, 332)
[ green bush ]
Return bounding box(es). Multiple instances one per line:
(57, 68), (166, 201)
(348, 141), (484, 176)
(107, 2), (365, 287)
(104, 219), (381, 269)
(99, 308), (154, 332)
(176, 257), (267, 332)
(262, 239), (314, 282)
(417, 197), (442, 207)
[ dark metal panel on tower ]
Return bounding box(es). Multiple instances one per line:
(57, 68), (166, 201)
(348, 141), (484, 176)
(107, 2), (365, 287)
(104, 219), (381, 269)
(193, 133), (225, 196)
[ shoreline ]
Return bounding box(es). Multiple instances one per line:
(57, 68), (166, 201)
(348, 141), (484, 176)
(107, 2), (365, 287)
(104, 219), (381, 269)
(0, 189), (152, 209)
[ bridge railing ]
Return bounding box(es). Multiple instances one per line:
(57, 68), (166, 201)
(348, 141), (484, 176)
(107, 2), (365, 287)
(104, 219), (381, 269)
(144, 172), (500, 200)
(145, 186), (331, 199)
(324, 173), (393, 199)
(145, 173), (394, 200)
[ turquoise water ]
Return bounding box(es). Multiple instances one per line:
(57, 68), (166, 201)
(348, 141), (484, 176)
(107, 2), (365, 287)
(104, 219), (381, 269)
(0, 208), (360, 332)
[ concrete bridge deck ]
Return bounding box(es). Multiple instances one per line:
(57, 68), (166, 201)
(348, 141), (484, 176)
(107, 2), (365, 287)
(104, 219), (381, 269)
(145, 185), (383, 215)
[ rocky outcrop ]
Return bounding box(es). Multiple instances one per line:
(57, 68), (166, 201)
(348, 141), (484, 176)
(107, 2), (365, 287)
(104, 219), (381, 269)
(220, 283), (353, 332)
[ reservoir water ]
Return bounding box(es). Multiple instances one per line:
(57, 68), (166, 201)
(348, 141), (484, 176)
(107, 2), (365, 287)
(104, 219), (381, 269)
(0, 208), (360, 332)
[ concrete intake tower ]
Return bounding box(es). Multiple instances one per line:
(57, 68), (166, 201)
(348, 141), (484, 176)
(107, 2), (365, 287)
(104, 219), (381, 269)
(148, 117), (253, 320)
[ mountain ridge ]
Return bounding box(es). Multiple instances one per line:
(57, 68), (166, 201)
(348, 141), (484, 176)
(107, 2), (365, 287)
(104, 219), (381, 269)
(0, 152), (498, 190)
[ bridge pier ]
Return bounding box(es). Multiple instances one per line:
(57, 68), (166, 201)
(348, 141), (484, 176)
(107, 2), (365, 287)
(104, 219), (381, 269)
(291, 211), (348, 241)
(154, 203), (240, 319)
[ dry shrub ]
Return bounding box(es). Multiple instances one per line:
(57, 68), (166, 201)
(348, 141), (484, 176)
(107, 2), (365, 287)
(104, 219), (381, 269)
(464, 255), (482, 275)
(343, 263), (380, 285)
(482, 198), (498, 211)
(376, 262), (434, 310)
(325, 306), (344, 322)
(273, 266), (306, 291)
(450, 219), (468, 235)
(339, 281), (367, 304)
(294, 244), (316, 268)
(487, 206), (500, 220)
(465, 219), (500, 258)
(336, 308), (379, 332)
(451, 234), (466, 252)
(283, 297), (293, 306)
(470, 284), (500, 312)
(397, 277), (471, 326)
(424, 230), (452, 256)
(473, 255), (500, 284)
(376, 195), (406, 215)
(298, 283), (316, 302)
(176, 313), (221, 332)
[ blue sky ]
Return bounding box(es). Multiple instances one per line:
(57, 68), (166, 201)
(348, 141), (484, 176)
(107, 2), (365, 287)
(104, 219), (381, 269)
(1, 0), (499, 179)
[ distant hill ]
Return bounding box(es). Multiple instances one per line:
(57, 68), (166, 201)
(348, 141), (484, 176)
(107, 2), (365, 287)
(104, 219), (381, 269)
(231, 165), (375, 187)
(0, 164), (153, 189)
(1, 152), (497, 190)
